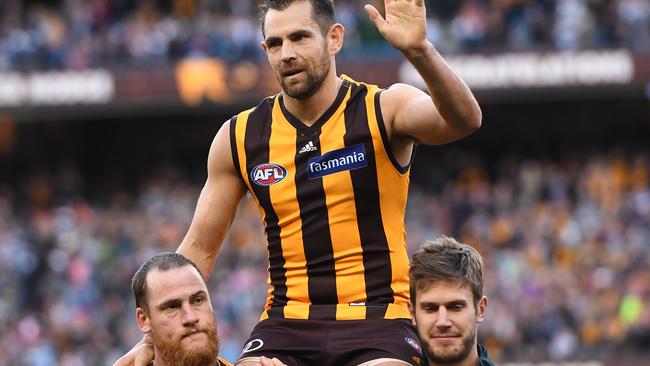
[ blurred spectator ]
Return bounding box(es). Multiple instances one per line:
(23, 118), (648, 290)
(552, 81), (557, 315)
(1, 148), (650, 364)
(0, 0), (649, 72)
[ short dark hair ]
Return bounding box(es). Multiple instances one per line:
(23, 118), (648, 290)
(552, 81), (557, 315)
(410, 236), (484, 307)
(258, 0), (336, 37)
(131, 252), (205, 310)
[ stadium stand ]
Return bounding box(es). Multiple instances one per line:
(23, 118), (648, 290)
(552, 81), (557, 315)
(0, 0), (649, 71)
(1, 128), (649, 364)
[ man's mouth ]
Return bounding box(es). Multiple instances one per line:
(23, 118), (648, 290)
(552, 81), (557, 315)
(182, 330), (205, 339)
(282, 69), (302, 77)
(431, 332), (461, 339)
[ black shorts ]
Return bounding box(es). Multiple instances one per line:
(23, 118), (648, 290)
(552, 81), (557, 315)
(238, 317), (423, 366)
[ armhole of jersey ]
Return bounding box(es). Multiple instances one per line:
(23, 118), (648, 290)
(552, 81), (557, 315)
(374, 90), (415, 174)
(228, 115), (246, 185)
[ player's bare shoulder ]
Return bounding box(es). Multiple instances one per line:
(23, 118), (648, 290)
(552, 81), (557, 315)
(378, 83), (429, 138)
(207, 119), (238, 176)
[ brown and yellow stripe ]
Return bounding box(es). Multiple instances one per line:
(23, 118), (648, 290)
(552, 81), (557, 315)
(230, 76), (412, 321)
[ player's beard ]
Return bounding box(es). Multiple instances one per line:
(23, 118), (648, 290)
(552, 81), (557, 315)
(278, 47), (330, 100)
(423, 322), (477, 364)
(152, 320), (219, 366)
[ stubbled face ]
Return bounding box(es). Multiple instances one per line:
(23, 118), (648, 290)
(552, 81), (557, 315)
(138, 266), (219, 366)
(261, 1), (331, 100)
(412, 279), (486, 364)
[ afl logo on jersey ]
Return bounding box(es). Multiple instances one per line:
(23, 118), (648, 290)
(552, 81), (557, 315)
(251, 163), (287, 186)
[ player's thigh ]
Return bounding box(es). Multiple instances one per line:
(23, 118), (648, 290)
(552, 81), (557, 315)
(329, 318), (423, 366)
(356, 358), (413, 366)
(237, 355), (413, 365)
(236, 357), (261, 366)
(237, 318), (323, 365)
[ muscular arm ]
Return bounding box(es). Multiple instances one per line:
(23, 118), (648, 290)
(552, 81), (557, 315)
(365, 0), (481, 149)
(177, 121), (246, 278)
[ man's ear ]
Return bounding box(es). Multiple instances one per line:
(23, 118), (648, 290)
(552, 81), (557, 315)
(476, 296), (488, 324)
(327, 23), (345, 55)
(136, 307), (152, 333)
(408, 301), (416, 325)
(260, 40), (269, 55)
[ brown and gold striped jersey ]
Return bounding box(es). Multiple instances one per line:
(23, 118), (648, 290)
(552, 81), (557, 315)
(230, 76), (413, 321)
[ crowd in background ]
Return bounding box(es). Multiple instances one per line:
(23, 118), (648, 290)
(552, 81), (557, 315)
(0, 149), (649, 365)
(0, 0), (649, 71)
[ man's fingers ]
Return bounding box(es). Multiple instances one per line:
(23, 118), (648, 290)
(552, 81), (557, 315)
(128, 340), (155, 366)
(259, 356), (286, 366)
(390, 0), (425, 4)
(112, 339), (154, 366)
(271, 358), (286, 366)
(133, 344), (155, 366)
(134, 354), (154, 366)
(364, 4), (386, 31)
(134, 356), (152, 366)
(112, 356), (131, 366)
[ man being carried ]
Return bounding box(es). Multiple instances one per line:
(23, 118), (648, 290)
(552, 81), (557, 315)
(120, 0), (481, 364)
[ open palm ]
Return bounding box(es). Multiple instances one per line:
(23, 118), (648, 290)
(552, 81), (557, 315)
(365, 0), (428, 53)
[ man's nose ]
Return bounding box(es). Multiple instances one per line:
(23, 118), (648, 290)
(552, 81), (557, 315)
(281, 42), (297, 62)
(181, 303), (199, 326)
(435, 306), (452, 328)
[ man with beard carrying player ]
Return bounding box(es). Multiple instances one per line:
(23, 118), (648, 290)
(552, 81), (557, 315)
(119, 252), (284, 366)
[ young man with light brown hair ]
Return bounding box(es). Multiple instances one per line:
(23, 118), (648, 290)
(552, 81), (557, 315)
(410, 237), (496, 366)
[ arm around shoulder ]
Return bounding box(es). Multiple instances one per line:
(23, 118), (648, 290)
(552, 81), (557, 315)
(177, 120), (247, 278)
(112, 335), (154, 366)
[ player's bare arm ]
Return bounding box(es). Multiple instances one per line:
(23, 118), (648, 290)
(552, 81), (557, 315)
(365, 0), (482, 153)
(177, 121), (247, 277)
(111, 334), (154, 366)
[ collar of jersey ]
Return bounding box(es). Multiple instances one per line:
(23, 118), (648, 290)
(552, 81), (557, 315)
(278, 78), (351, 138)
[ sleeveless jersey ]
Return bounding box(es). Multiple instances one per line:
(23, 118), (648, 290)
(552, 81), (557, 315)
(230, 76), (412, 321)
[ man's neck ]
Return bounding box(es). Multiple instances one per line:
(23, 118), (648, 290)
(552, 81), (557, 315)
(282, 72), (342, 127)
(460, 351), (480, 366)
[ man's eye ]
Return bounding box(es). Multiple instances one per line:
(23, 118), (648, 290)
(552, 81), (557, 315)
(166, 304), (180, 311)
